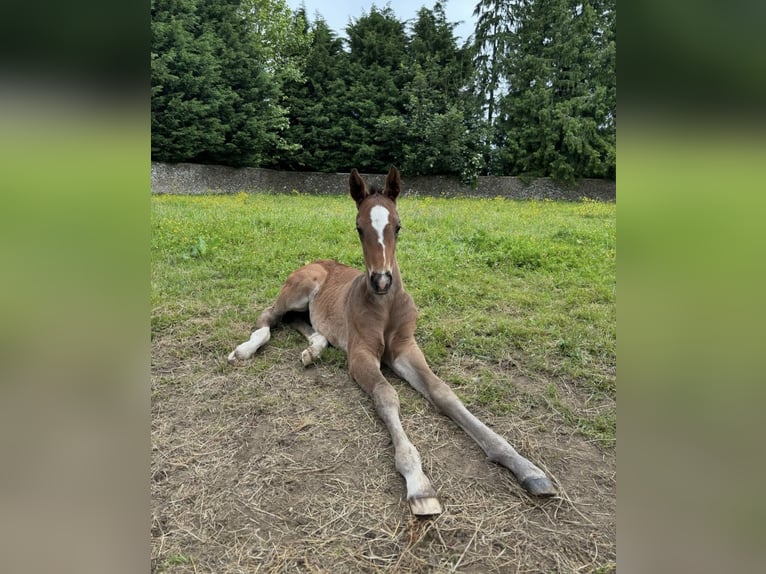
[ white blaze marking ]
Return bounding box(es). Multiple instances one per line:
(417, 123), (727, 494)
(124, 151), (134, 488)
(370, 205), (390, 265)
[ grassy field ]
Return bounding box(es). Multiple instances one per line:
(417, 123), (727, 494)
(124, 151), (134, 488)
(152, 193), (615, 440)
(151, 192), (616, 573)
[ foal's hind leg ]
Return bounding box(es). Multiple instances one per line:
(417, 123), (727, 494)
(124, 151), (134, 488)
(226, 307), (274, 363)
(228, 264), (326, 363)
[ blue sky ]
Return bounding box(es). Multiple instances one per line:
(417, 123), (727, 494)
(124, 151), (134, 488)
(285, 0), (477, 45)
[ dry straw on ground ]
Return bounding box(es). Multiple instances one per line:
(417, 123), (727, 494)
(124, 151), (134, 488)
(152, 324), (615, 573)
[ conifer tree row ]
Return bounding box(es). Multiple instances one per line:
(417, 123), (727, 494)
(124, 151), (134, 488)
(151, 0), (615, 182)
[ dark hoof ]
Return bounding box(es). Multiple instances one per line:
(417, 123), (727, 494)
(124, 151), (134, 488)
(521, 476), (557, 497)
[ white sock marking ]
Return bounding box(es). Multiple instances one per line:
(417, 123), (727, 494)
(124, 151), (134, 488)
(370, 205), (390, 265)
(228, 327), (271, 362)
(301, 333), (328, 366)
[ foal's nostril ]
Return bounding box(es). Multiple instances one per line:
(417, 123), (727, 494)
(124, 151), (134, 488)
(370, 272), (392, 293)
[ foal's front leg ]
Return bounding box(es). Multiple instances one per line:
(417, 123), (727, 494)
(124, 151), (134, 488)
(391, 345), (557, 496)
(285, 316), (329, 366)
(349, 350), (443, 515)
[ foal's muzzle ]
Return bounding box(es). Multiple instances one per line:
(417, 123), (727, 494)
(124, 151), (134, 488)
(370, 271), (392, 294)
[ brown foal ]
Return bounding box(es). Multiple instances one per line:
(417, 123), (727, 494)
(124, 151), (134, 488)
(228, 167), (556, 515)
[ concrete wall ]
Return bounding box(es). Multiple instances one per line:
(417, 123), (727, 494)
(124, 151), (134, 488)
(151, 162), (615, 201)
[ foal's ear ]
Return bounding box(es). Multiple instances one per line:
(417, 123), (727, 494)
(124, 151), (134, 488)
(349, 168), (368, 206)
(384, 166), (401, 202)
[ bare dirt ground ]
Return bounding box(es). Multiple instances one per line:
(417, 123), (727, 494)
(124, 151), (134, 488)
(151, 323), (615, 573)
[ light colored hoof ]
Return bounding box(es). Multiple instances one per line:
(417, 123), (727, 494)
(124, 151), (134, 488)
(300, 349), (315, 367)
(409, 496), (443, 516)
(301, 333), (326, 367)
(227, 345), (249, 364)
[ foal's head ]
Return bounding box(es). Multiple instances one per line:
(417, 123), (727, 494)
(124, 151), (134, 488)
(349, 166), (402, 295)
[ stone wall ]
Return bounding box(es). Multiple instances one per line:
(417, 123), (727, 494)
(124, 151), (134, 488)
(151, 162), (615, 201)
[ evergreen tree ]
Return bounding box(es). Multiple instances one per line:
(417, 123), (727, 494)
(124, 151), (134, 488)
(496, 0), (616, 181)
(273, 3), (483, 178)
(472, 0), (517, 130)
(591, 0), (616, 178)
(341, 6), (410, 172)
(276, 17), (350, 171)
(190, 0), (286, 166)
(151, 0), (309, 167)
(151, 0), (226, 161)
(401, 3), (481, 181)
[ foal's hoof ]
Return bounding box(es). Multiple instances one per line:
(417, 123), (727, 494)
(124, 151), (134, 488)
(227, 350), (239, 364)
(521, 476), (557, 497)
(300, 349), (315, 367)
(409, 496), (443, 516)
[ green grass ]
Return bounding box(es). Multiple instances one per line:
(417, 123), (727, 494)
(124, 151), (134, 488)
(152, 192), (615, 441)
